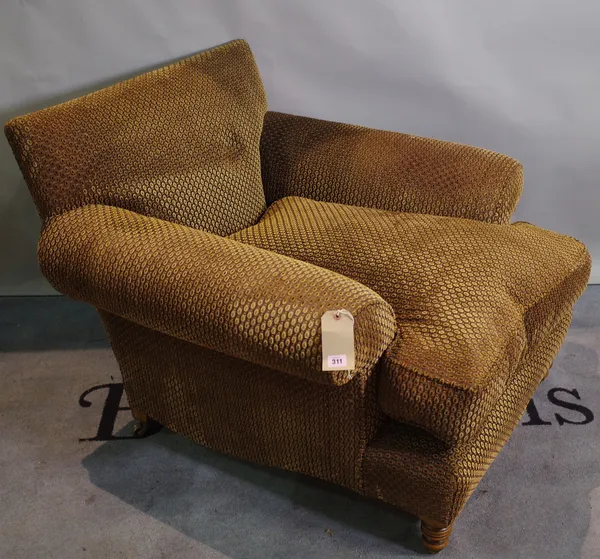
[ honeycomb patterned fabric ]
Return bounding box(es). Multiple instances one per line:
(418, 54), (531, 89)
(231, 196), (591, 445)
(37, 204), (397, 386)
(363, 310), (575, 525)
(98, 269), (580, 527)
(99, 311), (385, 493)
(4, 36), (593, 542)
(4, 39), (267, 235)
(260, 111), (523, 225)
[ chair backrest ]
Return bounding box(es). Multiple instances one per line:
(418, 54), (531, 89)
(5, 39), (268, 236)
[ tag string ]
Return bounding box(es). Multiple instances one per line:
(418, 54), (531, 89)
(334, 309), (355, 323)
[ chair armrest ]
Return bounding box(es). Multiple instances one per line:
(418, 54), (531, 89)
(38, 204), (396, 386)
(260, 111), (523, 225)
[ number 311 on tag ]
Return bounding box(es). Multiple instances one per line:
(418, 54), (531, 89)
(327, 354), (347, 368)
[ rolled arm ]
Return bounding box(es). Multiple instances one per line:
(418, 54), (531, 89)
(38, 204), (396, 385)
(260, 111), (523, 225)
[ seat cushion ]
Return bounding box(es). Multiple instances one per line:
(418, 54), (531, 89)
(5, 40), (267, 235)
(231, 196), (591, 445)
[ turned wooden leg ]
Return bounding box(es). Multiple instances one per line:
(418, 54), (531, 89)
(420, 518), (453, 553)
(131, 408), (163, 438)
(131, 408), (147, 423)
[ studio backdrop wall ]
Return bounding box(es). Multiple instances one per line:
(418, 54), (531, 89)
(1, 0), (598, 294)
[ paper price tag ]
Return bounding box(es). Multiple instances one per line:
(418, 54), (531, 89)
(321, 309), (355, 372)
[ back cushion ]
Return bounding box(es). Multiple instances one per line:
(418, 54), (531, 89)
(4, 39), (268, 235)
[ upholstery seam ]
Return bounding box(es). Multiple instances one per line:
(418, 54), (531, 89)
(385, 315), (526, 395)
(352, 300), (398, 377)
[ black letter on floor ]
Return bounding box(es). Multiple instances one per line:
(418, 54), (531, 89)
(521, 399), (552, 426)
(548, 388), (594, 426)
(79, 383), (133, 441)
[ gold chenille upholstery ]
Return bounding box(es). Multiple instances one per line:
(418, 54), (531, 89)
(5, 39), (267, 234)
(4, 39), (591, 552)
(37, 203), (397, 387)
(260, 111), (524, 224)
(231, 196), (590, 445)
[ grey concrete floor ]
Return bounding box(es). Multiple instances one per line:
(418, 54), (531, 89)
(1, 288), (599, 559)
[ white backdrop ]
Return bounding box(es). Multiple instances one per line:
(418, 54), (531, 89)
(1, 0), (598, 294)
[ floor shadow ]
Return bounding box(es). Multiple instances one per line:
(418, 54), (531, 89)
(82, 426), (422, 558)
(80, 287), (600, 559)
(3, 289), (598, 557)
(0, 296), (109, 351)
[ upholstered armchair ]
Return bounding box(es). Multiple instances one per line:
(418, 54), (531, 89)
(5, 40), (590, 553)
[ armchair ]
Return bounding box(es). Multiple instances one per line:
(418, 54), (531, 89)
(5, 39), (590, 553)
